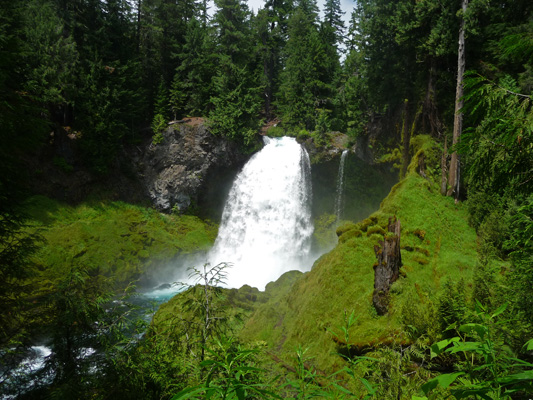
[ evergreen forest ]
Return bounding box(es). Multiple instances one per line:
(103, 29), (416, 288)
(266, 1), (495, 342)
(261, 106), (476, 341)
(1, 0), (533, 398)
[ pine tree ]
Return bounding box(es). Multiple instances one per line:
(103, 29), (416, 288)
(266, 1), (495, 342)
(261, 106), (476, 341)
(171, 16), (215, 118)
(209, 0), (262, 145)
(322, 0), (345, 50)
(277, 0), (337, 131)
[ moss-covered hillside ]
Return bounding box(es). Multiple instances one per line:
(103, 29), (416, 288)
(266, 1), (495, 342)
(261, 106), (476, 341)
(25, 196), (218, 286)
(239, 136), (478, 372)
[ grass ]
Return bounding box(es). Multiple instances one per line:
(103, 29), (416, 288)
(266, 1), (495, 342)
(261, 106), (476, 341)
(239, 135), (479, 373)
(24, 196), (218, 286)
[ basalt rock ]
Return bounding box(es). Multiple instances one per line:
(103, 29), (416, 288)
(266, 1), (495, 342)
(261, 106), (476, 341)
(139, 122), (249, 213)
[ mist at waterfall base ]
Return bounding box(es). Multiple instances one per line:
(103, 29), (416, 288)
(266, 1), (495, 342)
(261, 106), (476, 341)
(208, 136), (314, 291)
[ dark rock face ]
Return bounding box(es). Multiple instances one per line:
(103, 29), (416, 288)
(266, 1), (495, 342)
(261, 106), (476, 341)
(26, 122), (249, 215)
(139, 123), (249, 213)
(372, 217), (402, 315)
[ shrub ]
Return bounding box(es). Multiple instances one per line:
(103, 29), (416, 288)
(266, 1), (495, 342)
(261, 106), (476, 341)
(151, 113), (167, 145)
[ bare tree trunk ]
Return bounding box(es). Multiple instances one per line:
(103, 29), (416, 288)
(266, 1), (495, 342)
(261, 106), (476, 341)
(373, 217), (402, 315)
(447, 0), (468, 199)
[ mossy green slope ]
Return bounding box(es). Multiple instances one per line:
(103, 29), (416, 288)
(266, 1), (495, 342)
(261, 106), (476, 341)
(25, 196), (218, 285)
(240, 136), (478, 372)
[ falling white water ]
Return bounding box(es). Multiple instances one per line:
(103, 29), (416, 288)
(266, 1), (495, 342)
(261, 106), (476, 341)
(208, 136), (314, 290)
(334, 150), (349, 221)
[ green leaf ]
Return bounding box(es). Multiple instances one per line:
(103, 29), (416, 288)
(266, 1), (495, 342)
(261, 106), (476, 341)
(421, 372), (464, 394)
(497, 370), (533, 384)
(412, 396), (428, 400)
(430, 337), (460, 358)
(458, 323), (489, 339)
(524, 338), (533, 351)
(235, 386), (245, 400)
(491, 302), (508, 319)
(172, 386), (206, 399)
(447, 341), (483, 354)
(360, 377), (377, 395)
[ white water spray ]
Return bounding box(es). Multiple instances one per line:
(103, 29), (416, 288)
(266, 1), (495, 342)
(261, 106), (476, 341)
(334, 150), (348, 221)
(208, 136), (314, 290)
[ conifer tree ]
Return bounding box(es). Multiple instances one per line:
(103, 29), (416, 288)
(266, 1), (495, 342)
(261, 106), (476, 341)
(322, 0), (345, 50)
(171, 16), (215, 118)
(278, 0), (336, 130)
(209, 0), (262, 145)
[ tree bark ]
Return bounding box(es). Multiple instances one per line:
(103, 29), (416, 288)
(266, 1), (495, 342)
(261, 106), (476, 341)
(372, 217), (402, 315)
(447, 0), (468, 199)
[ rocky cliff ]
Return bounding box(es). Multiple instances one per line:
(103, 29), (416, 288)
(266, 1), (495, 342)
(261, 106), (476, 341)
(137, 121), (250, 214)
(28, 121), (250, 217)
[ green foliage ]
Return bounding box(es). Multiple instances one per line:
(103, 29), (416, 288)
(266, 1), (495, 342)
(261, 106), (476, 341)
(277, 4), (337, 131)
(154, 79), (170, 119)
(436, 280), (468, 337)
(151, 113), (166, 145)
(461, 71), (533, 199)
(423, 303), (533, 399)
(22, 0), (78, 109)
(0, 0), (48, 350)
(172, 336), (279, 400)
(503, 195), (533, 347)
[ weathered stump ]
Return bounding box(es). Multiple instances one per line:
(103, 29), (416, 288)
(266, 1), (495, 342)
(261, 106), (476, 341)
(372, 217), (402, 315)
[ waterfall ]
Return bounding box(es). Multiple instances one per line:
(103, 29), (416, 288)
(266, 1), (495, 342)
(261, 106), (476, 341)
(208, 136), (314, 290)
(334, 150), (348, 221)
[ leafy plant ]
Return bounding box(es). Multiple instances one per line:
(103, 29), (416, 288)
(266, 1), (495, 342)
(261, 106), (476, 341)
(172, 336), (279, 400)
(151, 113), (166, 145)
(326, 311), (377, 399)
(422, 302), (533, 399)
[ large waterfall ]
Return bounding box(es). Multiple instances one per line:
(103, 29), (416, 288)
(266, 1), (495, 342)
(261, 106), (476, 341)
(334, 150), (348, 222)
(208, 136), (314, 290)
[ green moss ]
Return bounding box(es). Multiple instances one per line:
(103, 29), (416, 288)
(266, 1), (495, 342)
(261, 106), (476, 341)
(336, 222), (358, 237)
(240, 135), (478, 375)
(338, 229), (362, 243)
(313, 213), (338, 251)
(366, 225), (386, 236)
(24, 196), (218, 285)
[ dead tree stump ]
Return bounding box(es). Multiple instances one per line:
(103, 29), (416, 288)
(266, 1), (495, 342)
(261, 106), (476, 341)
(372, 217), (402, 315)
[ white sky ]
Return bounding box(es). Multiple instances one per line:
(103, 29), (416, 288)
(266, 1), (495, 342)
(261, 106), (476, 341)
(247, 0), (355, 26)
(210, 0), (356, 27)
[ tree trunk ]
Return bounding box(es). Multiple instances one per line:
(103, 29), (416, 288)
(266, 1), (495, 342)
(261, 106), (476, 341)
(447, 0), (468, 199)
(372, 217), (402, 315)
(401, 100), (410, 179)
(423, 60), (442, 137)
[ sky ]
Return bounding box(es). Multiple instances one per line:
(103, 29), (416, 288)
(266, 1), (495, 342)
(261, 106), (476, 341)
(245, 0), (355, 27)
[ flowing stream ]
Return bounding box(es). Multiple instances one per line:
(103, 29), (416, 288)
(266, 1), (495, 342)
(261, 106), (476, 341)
(208, 136), (314, 290)
(334, 150), (348, 222)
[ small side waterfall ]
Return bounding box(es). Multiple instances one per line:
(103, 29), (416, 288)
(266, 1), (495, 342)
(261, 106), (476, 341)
(334, 150), (349, 221)
(208, 136), (314, 290)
